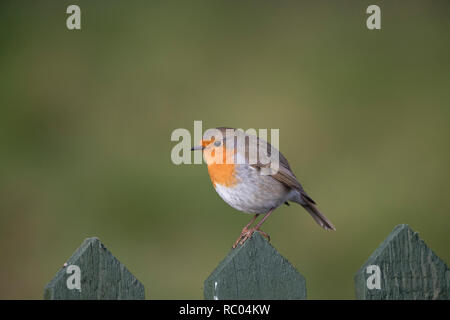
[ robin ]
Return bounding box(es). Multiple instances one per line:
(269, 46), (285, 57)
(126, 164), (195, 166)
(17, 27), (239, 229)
(191, 127), (335, 248)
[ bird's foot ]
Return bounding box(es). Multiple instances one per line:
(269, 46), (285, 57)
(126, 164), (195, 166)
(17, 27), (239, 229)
(232, 227), (249, 249)
(232, 227), (270, 249)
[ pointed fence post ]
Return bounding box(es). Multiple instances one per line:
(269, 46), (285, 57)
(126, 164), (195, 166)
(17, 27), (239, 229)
(44, 237), (145, 300)
(204, 232), (306, 300)
(355, 224), (449, 300)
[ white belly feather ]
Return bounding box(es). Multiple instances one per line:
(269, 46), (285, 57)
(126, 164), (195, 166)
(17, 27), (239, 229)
(213, 165), (291, 214)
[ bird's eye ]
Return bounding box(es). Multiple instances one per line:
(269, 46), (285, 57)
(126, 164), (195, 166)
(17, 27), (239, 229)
(214, 140), (222, 147)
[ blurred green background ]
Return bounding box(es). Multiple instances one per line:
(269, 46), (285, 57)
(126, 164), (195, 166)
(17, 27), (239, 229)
(0, 1), (449, 299)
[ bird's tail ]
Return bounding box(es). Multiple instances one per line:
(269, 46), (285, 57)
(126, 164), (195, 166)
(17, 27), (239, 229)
(296, 194), (336, 231)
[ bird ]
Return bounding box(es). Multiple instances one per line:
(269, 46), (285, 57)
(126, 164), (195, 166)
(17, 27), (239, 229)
(191, 127), (335, 248)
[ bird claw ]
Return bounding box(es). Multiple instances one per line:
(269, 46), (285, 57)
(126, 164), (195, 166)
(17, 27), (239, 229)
(232, 227), (249, 249)
(232, 227), (270, 249)
(258, 230), (271, 242)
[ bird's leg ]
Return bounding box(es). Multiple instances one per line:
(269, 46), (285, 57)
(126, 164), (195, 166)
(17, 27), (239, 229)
(235, 208), (275, 247)
(241, 214), (259, 233)
(232, 214), (259, 249)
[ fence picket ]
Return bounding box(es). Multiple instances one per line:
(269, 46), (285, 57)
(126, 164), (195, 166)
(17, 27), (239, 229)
(204, 232), (306, 300)
(44, 237), (145, 300)
(355, 224), (449, 300)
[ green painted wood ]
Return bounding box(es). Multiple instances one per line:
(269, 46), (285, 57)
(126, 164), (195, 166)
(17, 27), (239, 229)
(204, 232), (306, 300)
(447, 269), (450, 298)
(355, 224), (449, 300)
(44, 237), (145, 300)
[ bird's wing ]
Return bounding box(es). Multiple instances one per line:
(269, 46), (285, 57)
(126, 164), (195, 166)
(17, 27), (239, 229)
(263, 153), (317, 204)
(221, 128), (316, 203)
(230, 131), (310, 197)
(250, 138), (303, 190)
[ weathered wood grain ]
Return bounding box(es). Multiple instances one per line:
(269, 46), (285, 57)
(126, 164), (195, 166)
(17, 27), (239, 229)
(355, 224), (449, 300)
(204, 232), (306, 300)
(44, 237), (145, 300)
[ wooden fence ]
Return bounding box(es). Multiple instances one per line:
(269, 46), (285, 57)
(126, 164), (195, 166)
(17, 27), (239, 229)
(44, 224), (449, 300)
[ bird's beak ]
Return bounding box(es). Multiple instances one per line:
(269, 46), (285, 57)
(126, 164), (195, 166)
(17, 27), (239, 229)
(191, 145), (204, 151)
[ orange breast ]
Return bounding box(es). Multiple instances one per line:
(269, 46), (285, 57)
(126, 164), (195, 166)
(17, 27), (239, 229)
(207, 163), (237, 188)
(203, 144), (238, 188)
